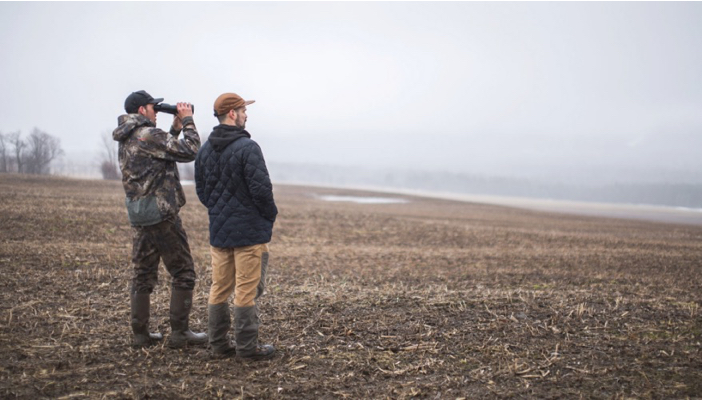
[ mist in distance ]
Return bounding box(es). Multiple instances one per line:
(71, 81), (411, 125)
(2, 2), (701, 206)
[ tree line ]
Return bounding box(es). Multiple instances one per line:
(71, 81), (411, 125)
(0, 129), (64, 175)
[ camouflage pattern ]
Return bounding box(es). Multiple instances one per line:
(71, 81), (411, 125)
(112, 113), (200, 226)
(130, 215), (197, 293)
(112, 113), (200, 293)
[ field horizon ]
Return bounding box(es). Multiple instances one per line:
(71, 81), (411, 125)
(1, 173), (700, 398)
(255, 180), (702, 227)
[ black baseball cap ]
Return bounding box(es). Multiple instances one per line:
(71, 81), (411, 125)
(124, 90), (164, 114)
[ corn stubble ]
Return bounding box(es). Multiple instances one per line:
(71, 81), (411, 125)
(0, 174), (700, 399)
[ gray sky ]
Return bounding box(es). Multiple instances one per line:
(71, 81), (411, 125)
(1, 2), (701, 184)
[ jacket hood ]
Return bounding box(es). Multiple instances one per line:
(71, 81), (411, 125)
(113, 114), (154, 142)
(209, 124), (251, 152)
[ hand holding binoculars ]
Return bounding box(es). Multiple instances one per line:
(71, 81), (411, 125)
(154, 103), (195, 115)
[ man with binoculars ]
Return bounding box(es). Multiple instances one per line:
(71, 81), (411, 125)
(112, 90), (207, 348)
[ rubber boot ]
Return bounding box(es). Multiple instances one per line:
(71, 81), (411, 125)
(168, 290), (208, 348)
(130, 292), (163, 347)
(234, 305), (275, 361)
(208, 303), (237, 357)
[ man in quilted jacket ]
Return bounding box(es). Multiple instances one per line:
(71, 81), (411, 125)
(194, 92), (278, 360)
(113, 90), (207, 348)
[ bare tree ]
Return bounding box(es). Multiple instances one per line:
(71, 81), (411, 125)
(0, 132), (7, 173)
(7, 131), (26, 173)
(98, 130), (121, 180)
(24, 128), (64, 175)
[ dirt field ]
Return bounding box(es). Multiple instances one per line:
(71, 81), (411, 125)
(1, 174), (701, 399)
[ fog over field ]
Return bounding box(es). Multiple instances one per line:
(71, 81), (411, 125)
(2, 2), (701, 207)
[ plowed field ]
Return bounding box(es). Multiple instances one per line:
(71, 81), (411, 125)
(1, 174), (700, 399)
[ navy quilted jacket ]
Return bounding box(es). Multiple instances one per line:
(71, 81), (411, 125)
(194, 124), (277, 248)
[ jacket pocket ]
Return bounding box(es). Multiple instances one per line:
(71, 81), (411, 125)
(125, 196), (163, 226)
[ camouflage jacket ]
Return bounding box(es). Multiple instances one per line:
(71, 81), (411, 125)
(112, 114), (200, 226)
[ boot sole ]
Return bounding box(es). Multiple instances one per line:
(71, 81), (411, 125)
(132, 334), (164, 348)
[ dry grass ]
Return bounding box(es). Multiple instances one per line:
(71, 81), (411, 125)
(0, 174), (700, 399)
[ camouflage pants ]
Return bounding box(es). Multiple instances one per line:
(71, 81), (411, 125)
(130, 215), (197, 294)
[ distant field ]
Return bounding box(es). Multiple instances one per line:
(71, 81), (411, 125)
(290, 183), (702, 226)
(1, 174), (700, 399)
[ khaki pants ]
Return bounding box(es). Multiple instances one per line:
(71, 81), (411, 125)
(208, 243), (269, 307)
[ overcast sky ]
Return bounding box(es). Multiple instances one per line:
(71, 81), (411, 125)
(1, 2), (701, 184)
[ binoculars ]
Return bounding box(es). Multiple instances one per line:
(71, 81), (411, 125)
(154, 103), (195, 115)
